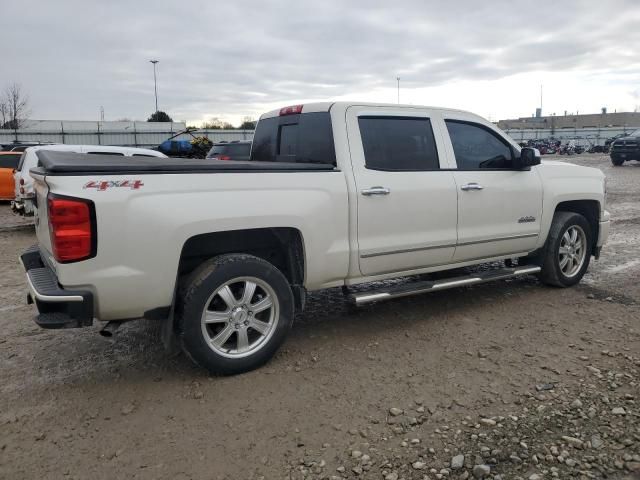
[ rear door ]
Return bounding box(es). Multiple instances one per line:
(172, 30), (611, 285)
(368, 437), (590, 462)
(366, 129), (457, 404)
(441, 116), (543, 262)
(346, 106), (458, 277)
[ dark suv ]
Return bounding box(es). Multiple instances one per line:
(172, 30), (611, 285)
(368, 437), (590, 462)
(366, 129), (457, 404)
(610, 129), (640, 166)
(206, 141), (252, 161)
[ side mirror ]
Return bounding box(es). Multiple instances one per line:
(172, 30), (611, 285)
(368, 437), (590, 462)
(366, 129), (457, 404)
(514, 147), (541, 170)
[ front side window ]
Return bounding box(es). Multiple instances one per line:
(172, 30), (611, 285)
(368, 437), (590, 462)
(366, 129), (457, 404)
(446, 120), (513, 169)
(358, 116), (439, 171)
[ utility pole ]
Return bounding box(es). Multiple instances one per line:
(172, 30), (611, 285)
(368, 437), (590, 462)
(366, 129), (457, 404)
(396, 77), (400, 104)
(150, 60), (159, 114)
(540, 84), (543, 114)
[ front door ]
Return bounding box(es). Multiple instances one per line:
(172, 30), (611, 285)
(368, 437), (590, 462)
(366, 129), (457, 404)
(346, 106), (459, 277)
(442, 118), (543, 262)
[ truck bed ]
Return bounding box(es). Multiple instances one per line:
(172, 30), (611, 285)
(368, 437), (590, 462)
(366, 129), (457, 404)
(34, 150), (337, 175)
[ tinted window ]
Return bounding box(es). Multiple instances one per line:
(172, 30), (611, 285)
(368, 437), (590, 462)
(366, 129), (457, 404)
(0, 155), (20, 168)
(446, 121), (513, 169)
(206, 143), (251, 159)
(358, 117), (439, 171)
(251, 112), (336, 165)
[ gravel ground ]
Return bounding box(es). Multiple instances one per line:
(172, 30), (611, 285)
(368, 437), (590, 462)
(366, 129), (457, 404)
(0, 200), (33, 230)
(0, 154), (638, 480)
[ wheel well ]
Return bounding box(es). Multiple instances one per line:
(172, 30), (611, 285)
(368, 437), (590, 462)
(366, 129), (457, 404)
(178, 228), (305, 306)
(555, 200), (600, 254)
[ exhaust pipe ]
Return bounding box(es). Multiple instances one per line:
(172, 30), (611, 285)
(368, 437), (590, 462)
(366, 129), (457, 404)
(99, 321), (122, 338)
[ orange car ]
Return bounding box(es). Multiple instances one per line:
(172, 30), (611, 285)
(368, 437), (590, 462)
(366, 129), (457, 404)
(0, 152), (22, 200)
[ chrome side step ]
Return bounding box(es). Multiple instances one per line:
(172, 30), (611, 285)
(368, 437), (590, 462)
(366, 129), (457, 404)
(349, 266), (541, 306)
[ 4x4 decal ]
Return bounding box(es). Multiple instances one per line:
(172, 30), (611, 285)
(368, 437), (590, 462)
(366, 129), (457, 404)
(83, 180), (144, 191)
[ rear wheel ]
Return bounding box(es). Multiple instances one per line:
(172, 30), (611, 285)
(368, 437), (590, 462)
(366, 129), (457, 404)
(539, 211), (592, 287)
(177, 254), (294, 375)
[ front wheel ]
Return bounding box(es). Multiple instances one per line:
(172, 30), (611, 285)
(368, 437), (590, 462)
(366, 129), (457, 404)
(539, 211), (592, 287)
(611, 155), (625, 166)
(177, 254), (294, 375)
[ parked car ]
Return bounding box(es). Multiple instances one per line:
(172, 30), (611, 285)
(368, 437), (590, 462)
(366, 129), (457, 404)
(610, 129), (640, 166)
(0, 152), (22, 200)
(206, 141), (252, 161)
(12, 144), (167, 215)
(1, 141), (54, 152)
(21, 102), (609, 375)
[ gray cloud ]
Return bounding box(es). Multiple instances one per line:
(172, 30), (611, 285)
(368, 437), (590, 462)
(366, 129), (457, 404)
(3, 0), (640, 123)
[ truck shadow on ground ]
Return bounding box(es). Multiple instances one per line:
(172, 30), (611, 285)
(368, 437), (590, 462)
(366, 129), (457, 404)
(20, 276), (552, 388)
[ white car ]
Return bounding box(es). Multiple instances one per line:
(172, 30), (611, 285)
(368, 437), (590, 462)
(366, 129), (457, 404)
(21, 102), (610, 375)
(12, 144), (166, 215)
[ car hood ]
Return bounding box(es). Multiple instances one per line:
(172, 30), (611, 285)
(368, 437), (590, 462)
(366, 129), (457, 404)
(612, 136), (639, 143)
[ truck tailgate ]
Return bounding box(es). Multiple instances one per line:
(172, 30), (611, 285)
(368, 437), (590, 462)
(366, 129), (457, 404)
(32, 172), (53, 260)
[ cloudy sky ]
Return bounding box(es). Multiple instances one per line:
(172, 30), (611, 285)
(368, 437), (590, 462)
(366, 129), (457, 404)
(3, 0), (640, 126)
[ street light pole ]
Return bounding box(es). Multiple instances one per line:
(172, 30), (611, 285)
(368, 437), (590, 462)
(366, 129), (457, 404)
(150, 60), (159, 114)
(396, 76), (400, 104)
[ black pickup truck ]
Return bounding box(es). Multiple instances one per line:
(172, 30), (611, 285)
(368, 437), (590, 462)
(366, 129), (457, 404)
(610, 129), (640, 166)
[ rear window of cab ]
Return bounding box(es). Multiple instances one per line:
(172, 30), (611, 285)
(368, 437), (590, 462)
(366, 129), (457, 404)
(0, 154), (21, 169)
(251, 112), (336, 165)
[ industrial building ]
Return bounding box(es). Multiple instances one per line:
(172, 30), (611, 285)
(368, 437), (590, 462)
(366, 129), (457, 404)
(497, 110), (640, 131)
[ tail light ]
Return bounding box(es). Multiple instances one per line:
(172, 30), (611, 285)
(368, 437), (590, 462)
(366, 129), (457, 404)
(48, 195), (96, 263)
(20, 187), (24, 194)
(219, 155), (231, 160)
(19, 178), (24, 185)
(279, 105), (303, 116)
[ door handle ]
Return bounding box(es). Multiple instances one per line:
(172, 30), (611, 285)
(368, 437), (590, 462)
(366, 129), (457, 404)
(361, 186), (391, 196)
(460, 183), (484, 191)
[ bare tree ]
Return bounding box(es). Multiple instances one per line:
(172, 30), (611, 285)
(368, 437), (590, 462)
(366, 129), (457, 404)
(3, 83), (30, 139)
(0, 99), (8, 129)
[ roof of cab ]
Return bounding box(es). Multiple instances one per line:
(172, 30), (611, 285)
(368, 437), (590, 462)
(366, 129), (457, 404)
(259, 101), (479, 120)
(22, 144), (166, 156)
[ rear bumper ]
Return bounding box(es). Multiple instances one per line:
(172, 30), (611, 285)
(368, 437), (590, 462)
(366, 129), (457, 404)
(11, 198), (35, 215)
(20, 245), (94, 329)
(611, 150), (639, 159)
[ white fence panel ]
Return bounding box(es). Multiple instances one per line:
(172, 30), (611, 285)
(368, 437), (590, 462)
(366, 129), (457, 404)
(0, 122), (254, 148)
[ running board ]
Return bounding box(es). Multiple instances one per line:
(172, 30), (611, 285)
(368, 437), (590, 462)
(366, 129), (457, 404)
(349, 266), (541, 306)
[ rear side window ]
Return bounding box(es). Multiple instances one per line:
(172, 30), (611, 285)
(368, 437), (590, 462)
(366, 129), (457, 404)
(445, 120), (513, 169)
(0, 155), (20, 168)
(358, 116), (439, 171)
(251, 112), (336, 165)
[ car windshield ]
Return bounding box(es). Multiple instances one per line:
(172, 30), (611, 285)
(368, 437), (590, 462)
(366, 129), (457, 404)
(17, 152), (27, 170)
(629, 129), (640, 137)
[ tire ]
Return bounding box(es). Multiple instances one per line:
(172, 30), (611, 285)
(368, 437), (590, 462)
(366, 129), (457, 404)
(538, 211), (592, 288)
(611, 155), (624, 166)
(177, 254), (294, 375)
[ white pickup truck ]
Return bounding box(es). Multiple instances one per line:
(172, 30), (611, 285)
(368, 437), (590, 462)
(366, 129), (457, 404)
(21, 102), (610, 374)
